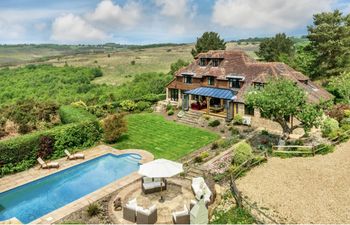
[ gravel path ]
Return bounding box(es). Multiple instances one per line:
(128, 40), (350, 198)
(236, 141), (350, 224)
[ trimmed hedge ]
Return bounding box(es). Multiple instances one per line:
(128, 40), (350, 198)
(59, 105), (97, 124)
(0, 120), (102, 177)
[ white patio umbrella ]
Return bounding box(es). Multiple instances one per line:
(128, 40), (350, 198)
(138, 159), (183, 202)
(138, 159), (183, 178)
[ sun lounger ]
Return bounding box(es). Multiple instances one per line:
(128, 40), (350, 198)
(37, 157), (59, 169)
(64, 150), (85, 160)
(191, 177), (212, 204)
(123, 198), (138, 223)
(141, 177), (167, 194)
(136, 205), (157, 224)
(172, 205), (190, 224)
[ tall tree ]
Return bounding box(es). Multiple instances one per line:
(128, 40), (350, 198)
(191, 32), (226, 57)
(307, 10), (350, 78)
(245, 78), (322, 139)
(256, 33), (294, 61)
(169, 59), (189, 75)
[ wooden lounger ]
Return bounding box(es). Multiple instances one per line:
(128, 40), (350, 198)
(37, 157), (59, 169)
(64, 150), (85, 160)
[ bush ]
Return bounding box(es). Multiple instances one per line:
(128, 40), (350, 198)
(211, 142), (219, 150)
(327, 104), (350, 122)
(135, 101), (151, 112)
(166, 104), (174, 111)
(101, 113), (127, 143)
(200, 151), (209, 159)
(209, 120), (220, 127)
(194, 156), (203, 163)
(130, 60), (136, 65)
(211, 207), (256, 224)
(233, 114), (243, 125)
(315, 144), (335, 155)
(322, 117), (339, 138)
(0, 120), (102, 177)
(167, 109), (174, 116)
(59, 105), (96, 124)
(38, 136), (54, 159)
(91, 67), (103, 78)
(344, 110), (350, 118)
(233, 141), (253, 165)
(120, 100), (136, 112)
(87, 203), (100, 217)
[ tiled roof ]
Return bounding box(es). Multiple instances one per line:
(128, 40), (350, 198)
(170, 50), (333, 103)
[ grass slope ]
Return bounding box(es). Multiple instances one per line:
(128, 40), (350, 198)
(114, 113), (219, 160)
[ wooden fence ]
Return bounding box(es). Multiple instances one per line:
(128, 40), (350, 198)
(272, 128), (350, 157)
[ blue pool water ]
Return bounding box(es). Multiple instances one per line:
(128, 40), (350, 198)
(0, 153), (141, 223)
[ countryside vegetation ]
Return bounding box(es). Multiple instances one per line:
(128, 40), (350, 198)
(0, 7), (350, 225)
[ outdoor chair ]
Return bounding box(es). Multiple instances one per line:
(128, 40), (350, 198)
(123, 198), (138, 223)
(191, 177), (212, 205)
(64, 149), (85, 160)
(136, 205), (157, 224)
(37, 157), (59, 169)
(172, 204), (190, 224)
(142, 177), (167, 194)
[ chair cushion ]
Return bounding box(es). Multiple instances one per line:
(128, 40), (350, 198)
(138, 207), (150, 215)
(127, 198), (137, 207)
(143, 181), (162, 189)
(143, 177), (153, 183)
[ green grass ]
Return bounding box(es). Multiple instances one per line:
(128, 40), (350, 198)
(211, 207), (256, 224)
(114, 113), (219, 160)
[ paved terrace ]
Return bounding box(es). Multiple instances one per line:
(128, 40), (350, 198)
(0, 145), (153, 224)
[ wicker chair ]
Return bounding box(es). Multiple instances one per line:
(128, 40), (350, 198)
(123, 199), (138, 223)
(136, 205), (157, 224)
(141, 177), (167, 194)
(172, 205), (190, 224)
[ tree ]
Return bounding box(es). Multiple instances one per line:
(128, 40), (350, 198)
(169, 59), (189, 75)
(307, 10), (350, 78)
(256, 33), (294, 62)
(101, 113), (127, 143)
(191, 32), (226, 57)
(245, 78), (322, 139)
(328, 72), (350, 103)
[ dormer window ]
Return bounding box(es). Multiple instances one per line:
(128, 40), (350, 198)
(183, 75), (192, 84)
(229, 78), (241, 88)
(199, 58), (207, 66)
(254, 82), (264, 90)
(208, 76), (214, 85)
(212, 59), (220, 67)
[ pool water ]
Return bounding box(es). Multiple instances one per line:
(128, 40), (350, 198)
(0, 153), (141, 223)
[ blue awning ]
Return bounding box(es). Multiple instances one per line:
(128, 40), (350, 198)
(184, 87), (236, 100)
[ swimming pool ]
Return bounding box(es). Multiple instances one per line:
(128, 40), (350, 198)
(0, 153), (141, 223)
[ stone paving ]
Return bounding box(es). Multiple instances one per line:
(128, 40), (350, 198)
(0, 145), (154, 224)
(110, 177), (195, 224)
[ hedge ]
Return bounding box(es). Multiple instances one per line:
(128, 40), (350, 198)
(59, 105), (97, 124)
(0, 120), (102, 177)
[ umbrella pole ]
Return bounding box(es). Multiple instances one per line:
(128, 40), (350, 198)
(159, 178), (164, 203)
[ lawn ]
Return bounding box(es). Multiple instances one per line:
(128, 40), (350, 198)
(114, 113), (219, 160)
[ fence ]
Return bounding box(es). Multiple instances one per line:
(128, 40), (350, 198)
(271, 128), (350, 157)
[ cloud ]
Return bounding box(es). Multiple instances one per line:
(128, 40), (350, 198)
(212, 0), (334, 31)
(154, 0), (189, 18)
(51, 14), (107, 42)
(0, 19), (25, 39)
(89, 0), (142, 27)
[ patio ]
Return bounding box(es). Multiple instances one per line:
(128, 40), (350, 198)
(110, 178), (195, 224)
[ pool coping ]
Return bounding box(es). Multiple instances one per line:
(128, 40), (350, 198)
(0, 145), (154, 224)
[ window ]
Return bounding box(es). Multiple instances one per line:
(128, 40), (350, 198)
(184, 75), (192, 84)
(169, 89), (178, 101)
(254, 82), (264, 90)
(199, 58), (207, 66)
(229, 78), (240, 88)
(212, 59), (220, 67)
(208, 77), (214, 85)
(244, 105), (254, 116)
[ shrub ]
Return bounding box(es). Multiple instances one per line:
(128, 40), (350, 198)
(166, 104), (174, 111)
(231, 127), (240, 135)
(211, 207), (256, 224)
(211, 142), (219, 150)
(38, 136), (54, 159)
(327, 104), (350, 122)
(130, 60), (136, 65)
(91, 67), (103, 78)
(200, 151), (209, 159)
(315, 144), (335, 155)
(209, 120), (220, 127)
(101, 113), (127, 143)
(87, 203), (100, 217)
(233, 114), (243, 125)
(120, 100), (136, 112)
(0, 120), (102, 177)
(167, 109), (174, 116)
(344, 110), (350, 118)
(194, 156), (203, 163)
(135, 101), (151, 112)
(59, 105), (96, 124)
(321, 117), (339, 138)
(233, 141), (253, 165)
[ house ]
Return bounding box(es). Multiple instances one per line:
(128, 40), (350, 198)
(166, 50), (333, 124)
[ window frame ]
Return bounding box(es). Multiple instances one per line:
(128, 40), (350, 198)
(208, 76), (214, 85)
(212, 59), (220, 67)
(183, 75), (193, 84)
(199, 58), (206, 67)
(229, 78), (240, 88)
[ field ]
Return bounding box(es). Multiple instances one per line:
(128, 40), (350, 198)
(0, 42), (259, 86)
(114, 113), (219, 160)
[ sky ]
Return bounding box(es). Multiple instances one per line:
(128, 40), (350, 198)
(0, 0), (349, 44)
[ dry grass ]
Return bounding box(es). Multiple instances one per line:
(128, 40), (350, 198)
(236, 140), (350, 223)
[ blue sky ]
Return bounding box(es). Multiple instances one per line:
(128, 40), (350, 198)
(0, 0), (349, 44)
